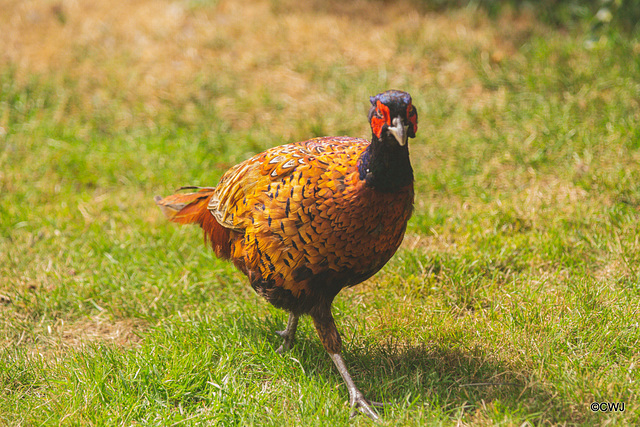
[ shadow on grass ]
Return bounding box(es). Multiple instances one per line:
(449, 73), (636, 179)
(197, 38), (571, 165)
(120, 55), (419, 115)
(352, 344), (556, 420)
(260, 318), (569, 424)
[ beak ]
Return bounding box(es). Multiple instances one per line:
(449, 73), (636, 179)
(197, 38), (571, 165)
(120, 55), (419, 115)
(388, 116), (408, 146)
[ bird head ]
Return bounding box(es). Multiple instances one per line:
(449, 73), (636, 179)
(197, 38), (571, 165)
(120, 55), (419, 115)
(368, 90), (418, 146)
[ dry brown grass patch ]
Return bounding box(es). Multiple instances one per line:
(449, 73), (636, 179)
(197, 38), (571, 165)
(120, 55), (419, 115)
(2, 0), (538, 138)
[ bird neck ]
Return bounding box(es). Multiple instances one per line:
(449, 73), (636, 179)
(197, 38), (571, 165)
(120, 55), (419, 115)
(357, 135), (413, 192)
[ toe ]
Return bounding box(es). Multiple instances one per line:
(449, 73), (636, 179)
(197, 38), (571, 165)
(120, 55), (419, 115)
(349, 393), (380, 421)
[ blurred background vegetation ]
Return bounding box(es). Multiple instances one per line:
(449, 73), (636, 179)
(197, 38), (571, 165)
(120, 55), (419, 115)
(424, 0), (640, 33)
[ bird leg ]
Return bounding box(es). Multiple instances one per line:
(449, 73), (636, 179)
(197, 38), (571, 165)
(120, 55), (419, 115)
(276, 312), (299, 354)
(310, 303), (381, 421)
(329, 352), (382, 420)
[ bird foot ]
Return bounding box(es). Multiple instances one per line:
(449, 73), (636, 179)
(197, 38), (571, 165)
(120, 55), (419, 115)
(349, 390), (383, 421)
(275, 314), (299, 354)
(275, 329), (294, 354)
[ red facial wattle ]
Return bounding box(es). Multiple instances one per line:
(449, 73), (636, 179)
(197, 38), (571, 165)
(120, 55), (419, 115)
(407, 103), (418, 135)
(370, 100), (391, 139)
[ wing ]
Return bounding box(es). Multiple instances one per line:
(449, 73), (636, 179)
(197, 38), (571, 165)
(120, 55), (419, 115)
(208, 136), (367, 231)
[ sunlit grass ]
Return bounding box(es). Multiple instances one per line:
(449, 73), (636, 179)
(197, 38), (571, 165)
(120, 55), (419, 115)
(1, 0), (639, 425)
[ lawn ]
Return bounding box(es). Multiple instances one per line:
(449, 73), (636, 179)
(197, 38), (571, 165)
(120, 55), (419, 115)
(1, 0), (639, 425)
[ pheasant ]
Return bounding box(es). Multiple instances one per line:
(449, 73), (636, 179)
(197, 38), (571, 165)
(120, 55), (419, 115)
(155, 90), (418, 419)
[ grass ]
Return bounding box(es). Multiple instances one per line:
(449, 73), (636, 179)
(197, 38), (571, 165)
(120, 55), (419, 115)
(1, 0), (639, 424)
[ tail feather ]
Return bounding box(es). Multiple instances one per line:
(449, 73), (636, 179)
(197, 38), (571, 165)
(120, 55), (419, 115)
(155, 187), (233, 259)
(154, 187), (215, 225)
